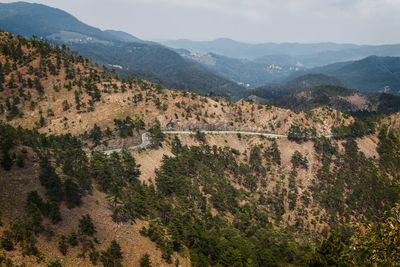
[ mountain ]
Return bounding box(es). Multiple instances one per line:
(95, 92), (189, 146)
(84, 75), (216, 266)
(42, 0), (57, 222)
(246, 74), (344, 101)
(299, 44), (400, 67)
(66, 41), (245, 97)
(271, 85), (400, 114)
(103, 29), (143, 43)
(308, 56), (400, 94)
(163, 38), (359, 59)
(0, 1), (116, 42)
(177, 52), (304, 88)
(164, 38), (400, 68)
(0, 2), (245, 97)
(2, 31), (400, 266)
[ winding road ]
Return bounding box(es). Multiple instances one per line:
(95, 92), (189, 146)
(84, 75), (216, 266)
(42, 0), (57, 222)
(102, 130), (288, 154)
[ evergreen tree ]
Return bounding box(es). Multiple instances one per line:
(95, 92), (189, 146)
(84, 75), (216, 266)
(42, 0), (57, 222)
(140, 253), (152, 267)
(1, 149), (13, 171)
(64, 178), (82, 208)
(217, 247), (243, 267)
(79, 214), (96, 236)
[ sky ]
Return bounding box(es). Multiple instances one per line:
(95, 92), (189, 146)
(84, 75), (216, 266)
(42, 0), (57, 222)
(1, 0), (400, 44)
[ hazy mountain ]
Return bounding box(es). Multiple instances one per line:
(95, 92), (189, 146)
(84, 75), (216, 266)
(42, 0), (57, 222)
(246, 74), (344, 101)
(298, 44), (400, 67)
(309, 56), (400, 94)
(103, 30), (143, 43)
(164, 38), (400, 68)
(177, 52), (304, 88)
(0, 1), (245, 97)
(163, 38), (359, 59)
(253, 54), (302, 66)
(0, 1), (116, 42)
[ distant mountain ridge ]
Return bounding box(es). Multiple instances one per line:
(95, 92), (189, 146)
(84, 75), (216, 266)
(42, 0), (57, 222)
(244, 73), (400, 115)
(164, 38), (400, 68)
(0, 1), (245, 97)
(246, 74), (344, 101)
(163, 38), (359, 59)
(0, 1), (116, 41)
(271, 85), (400, 115)
(299, 56), (400, 94)
(177, 51), (304, 88)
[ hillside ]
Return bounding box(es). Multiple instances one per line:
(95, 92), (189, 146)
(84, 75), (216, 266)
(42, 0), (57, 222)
(271, 85), (400, 114)
(246, 74), (344, 102)
(1, 32), (400, 266)
(305, 56), (400, 94)
(0, 31), (345, 138)
(0, 2), (245, 97)
(177, 52), (303, 88)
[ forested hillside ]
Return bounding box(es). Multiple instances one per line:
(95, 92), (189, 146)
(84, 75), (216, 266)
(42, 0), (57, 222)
(1, 31), (400, 266)
(0, 2), (245, 97)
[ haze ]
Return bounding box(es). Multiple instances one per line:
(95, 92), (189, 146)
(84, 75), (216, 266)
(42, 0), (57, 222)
(1, 0), (399, 44)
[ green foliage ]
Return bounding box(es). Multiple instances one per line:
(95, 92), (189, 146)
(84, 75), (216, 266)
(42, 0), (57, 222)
(171, 136), (184, 155)
(291, 151), (308, 170)
(194, 130), (206, 143)
(264, 140), (281, 165)
(58, 235), (68, 255)
(62, 100), (70, 111)
(217, 247), (243, 267)
(89, 151), (141, 207)
(89, 124), (103, 147)
(89, 250), (100, 265)
(16, 152), (25, 168)
(304, 232), (352, 266)
(113, 116), (144, 138)
(377, 125), (400, 173)
(68, 231), (78, 247)
(26, 191), (61, 224)
(140, 253), (152, 267)
(39, 157), (63, 202)
(311, 136), (400, 232)
(105, 144), (305, 266)
(64, 178), (82, 209)
(100, 251), (120, 267)
(107, 240), (123, 260)
(47, 260), (62, 267)
(352, 203), (400, 265)
(0, 253), (13, 266)
(78, 214), (96, 236)
(288, 124), (316, 143)
(1, 148), (13, 171)
(332, 117), (375, 139)
(0, 231), (14, 251)
(308, 204), (400, 266)
(149, 123), (165, 148)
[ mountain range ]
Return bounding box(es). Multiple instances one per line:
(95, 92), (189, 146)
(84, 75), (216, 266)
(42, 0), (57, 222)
(1, 1), (400, 98)
(0, 1), (245, 97)
(163, 38), (400, 67)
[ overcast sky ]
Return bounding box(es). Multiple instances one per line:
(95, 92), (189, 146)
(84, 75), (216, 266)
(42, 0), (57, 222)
(1, 0), (400, 44)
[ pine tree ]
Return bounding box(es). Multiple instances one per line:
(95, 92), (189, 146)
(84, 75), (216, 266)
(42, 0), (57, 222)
(1, 149), (13, 171)
(140, 253), (152, 267)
